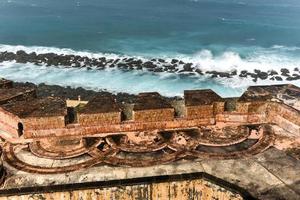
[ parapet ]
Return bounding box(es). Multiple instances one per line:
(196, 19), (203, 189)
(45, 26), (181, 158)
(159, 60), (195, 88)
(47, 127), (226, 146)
(0, 96), (67, 138)
(0, 78), (299, 141)
(184, 89), (225, 119)
(133, 92), (174, 122)
(78, 95), (121, 126)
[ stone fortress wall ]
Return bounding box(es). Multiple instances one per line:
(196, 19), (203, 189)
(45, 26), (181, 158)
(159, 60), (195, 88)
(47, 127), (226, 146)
(0, 78), (299, 142)
(0, 78), (299, 200)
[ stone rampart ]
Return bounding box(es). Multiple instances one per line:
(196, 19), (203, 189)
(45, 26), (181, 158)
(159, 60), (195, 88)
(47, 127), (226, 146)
(0, 79), (299, 141)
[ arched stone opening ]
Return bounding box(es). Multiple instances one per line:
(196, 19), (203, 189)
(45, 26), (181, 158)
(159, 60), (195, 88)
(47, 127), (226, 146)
(17, 122), (24, 137)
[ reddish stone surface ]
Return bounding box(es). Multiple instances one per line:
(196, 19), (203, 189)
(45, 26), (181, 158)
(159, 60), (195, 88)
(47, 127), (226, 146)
(0, 79), (298, 142)
(78, 95), (121, 126)
(133, 92), (174, 122)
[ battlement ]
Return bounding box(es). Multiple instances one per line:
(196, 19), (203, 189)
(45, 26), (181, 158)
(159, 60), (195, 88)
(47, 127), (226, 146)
(0, 79), (299, 141)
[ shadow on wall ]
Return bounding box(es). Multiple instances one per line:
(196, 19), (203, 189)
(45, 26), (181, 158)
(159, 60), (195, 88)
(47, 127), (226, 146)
(17, 123), (23, 137)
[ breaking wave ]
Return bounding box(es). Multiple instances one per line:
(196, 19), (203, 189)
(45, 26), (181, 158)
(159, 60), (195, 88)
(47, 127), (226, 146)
(1, 44), (300, 73)
(0, 44), (299, 97)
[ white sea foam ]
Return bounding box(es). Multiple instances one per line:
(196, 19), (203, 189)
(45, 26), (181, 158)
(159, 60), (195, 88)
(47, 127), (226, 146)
(0, 44), (299, 97)
(1, 44), (299, 73)
(0, 61), (299, 98)
(271, 45), (300, 51)
(0, 61), (245, 97)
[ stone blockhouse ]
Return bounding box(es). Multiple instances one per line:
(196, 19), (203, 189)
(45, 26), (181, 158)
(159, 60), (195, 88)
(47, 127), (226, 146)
(184, 89), (225, 119)
(0, 97), (67, 139)
(77, 95), (121, 126)
(133, 92), (174, 122)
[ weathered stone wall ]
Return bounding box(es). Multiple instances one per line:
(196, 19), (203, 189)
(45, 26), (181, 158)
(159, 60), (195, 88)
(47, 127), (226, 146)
(22, 116), (66, 134)
(214, 102), (225, 114)
(27, 118), (214, 138)
(0, 178), (243, 200)
(268, 103), (300, 126)
(247, 101), (268, 114)
(133, 108), (174, 122)
(267, 102), (300, 135)
(78, 112), (121, 126)
(186, 105), (214, 119)
(235, 102), (250, 113)
(0, 108), (20, 138)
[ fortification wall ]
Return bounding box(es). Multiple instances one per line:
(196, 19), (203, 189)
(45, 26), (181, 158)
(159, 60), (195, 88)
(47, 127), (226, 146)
(186, 104), (214, 119)
(0, 79), (299, 140)
(0, 176), (243, 200)
(133, 108), (174, 122)
(78, 112), (121, 126)
(22, 116), (66, 133)
(267, 102), (300, 136)
(0, 107), (20, 138)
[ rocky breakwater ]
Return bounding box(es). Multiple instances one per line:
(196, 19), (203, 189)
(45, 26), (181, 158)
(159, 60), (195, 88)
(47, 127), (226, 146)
(1, 50), (300, 82)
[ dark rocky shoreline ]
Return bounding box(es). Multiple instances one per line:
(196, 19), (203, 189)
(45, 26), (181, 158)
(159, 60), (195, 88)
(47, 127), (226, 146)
(1, 50), (300, 82)
(14, 82), (181, 104)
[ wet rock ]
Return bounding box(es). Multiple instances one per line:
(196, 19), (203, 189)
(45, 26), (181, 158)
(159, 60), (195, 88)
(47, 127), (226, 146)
(15, 50), (29, 63)
(3, 52), (16, 61)
(158, 59), (165, 63)
(143, 61), (156, 69)
(254, 70), (268, 80)
(136, 65), (143, 70)
(106, 59), (113, 64)
(239, 70), (248, 78)
(275, 76), (283, 81)
(286, 74), (300, 81)
(182, 63), (193, 72)
(113, 59), (120, 64)
(248, 73), (258, 82)
(195, 69), (203, 75)
(268, 70), (278, 76)
(165, 65), (175, 70)
(171, 59), (178, 64)
(230, 70), (237, 76)
(153, 68), (163, 72)
(218, 72), (231, 78)
(281, 68), (290, 76)
(126, 58), (134, 62)
(206, 71), (231, 78)
(117, 63), (128, 69)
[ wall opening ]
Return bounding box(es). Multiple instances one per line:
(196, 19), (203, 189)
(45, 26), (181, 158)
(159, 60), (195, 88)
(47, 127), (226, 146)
(17, 122), (24, 137)
(224, 99), (237, 112)
(66, 107), (78, 124)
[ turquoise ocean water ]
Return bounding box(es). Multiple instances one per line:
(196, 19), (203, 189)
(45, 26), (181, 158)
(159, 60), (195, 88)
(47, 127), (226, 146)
(0, 0), (300, 96)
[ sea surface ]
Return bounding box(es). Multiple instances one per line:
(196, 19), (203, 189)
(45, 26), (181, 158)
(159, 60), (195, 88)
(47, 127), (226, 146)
(0, 0), (300, 97)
